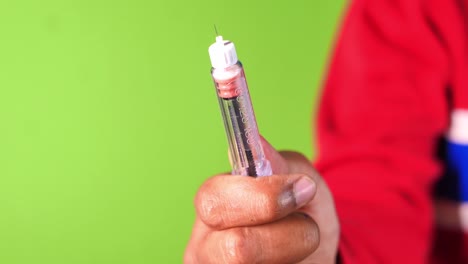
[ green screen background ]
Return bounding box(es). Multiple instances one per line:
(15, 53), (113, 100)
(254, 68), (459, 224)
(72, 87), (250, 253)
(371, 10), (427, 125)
(0, 1), (345, 263)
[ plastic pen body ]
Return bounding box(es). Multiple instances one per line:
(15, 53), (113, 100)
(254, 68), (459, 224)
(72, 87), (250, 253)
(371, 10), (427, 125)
(211, 62), (271, 177)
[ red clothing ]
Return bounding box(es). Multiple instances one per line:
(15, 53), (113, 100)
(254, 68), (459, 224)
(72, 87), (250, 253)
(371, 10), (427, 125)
(314, 0), (468, 263)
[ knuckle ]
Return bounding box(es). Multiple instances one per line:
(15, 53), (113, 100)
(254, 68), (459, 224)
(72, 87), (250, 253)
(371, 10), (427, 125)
(258, 177), (289, 219)
(262, 192), (283, 219)
(222, 228), (255, 264)
(195, 190), (224, 228)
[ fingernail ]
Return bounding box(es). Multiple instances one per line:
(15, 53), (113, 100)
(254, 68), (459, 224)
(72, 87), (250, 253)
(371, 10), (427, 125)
(293, 177), (316, 208)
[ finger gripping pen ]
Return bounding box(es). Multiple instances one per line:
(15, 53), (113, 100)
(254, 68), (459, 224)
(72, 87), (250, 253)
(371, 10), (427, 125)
(209, 36), (272, 177)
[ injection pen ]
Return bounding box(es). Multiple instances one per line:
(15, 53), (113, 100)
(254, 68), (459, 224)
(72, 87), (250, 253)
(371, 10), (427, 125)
(208, 35), (272, 177)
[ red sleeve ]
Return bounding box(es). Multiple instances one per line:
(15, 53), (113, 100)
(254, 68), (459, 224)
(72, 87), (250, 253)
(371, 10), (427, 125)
(313, 0), (462, 263)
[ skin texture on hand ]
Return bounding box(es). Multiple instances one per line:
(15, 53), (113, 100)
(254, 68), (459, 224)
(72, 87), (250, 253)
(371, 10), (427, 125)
(184, 138), (340, 264)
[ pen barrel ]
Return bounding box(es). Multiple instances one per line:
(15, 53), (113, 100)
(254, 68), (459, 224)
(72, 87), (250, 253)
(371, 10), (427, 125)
(212, 62), (272, 177)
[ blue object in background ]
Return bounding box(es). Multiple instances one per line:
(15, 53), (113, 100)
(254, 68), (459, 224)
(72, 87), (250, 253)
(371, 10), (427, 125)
(437, 140), (468, 202)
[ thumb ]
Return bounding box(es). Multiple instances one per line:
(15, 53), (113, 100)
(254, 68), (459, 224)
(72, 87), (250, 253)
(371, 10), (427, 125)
(259, 135), (289, 175)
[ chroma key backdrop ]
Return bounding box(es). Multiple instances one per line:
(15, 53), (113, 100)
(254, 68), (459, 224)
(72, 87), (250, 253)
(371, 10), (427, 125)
(0, 0), (345, 263)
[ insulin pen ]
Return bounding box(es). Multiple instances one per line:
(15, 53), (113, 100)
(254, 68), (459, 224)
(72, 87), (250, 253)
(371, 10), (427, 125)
(208, 35), (272, 177)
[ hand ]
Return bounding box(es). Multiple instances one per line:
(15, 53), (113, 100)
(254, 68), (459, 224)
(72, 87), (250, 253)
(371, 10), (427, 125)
(184, 138), (340, 264)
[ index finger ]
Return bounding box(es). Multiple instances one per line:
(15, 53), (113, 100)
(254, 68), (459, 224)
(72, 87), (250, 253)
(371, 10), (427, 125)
(195, 173), (317, 229)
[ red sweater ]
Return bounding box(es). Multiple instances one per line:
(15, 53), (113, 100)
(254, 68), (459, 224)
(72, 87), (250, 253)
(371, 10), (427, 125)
(314, 0), (468, 263)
